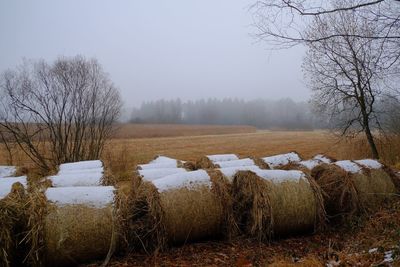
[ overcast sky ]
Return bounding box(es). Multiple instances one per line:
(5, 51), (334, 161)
(0, 0), (308, 108)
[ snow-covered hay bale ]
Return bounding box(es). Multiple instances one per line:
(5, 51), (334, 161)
(47, 169), (104, 187)
(135, 168), (187, 182)
(0, 165), (17, 178)
(311, 161), (396, 218)
(137, 155), (182, 170)
(127, 170), (231, 251)
(0, 182), (28, 267)
(195, 154), (239, 169)
(27, 186), (116, 266)
(214, 158), (256, 168)
(260, 152), (302, 169)
(232, 169), (325, 241)
(58, 160), (103, 174)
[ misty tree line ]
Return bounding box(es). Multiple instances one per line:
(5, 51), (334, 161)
(130, 98), (327, 129)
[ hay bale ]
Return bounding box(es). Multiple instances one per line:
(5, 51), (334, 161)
(57, 160), (103, 174)
(232, 169), (325, 241)
(195, 154), (239, 169)
(127, 170), (229, 251)
(134, 168), (187, 182)
(26, 186), (116, 267)
(311, 162), (396, 218)
(47, 170), (104, 187)
(261, 152), (302, 169)
(0, 182), (28, 267)
(218, 166), (263, 183)
(214, 158), (256, 168)
(137, 156), (183, 170)
(251, 157), (271, 169)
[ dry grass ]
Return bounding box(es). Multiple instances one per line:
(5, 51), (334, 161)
(44, 204), (114, 266)
(114, 123), (256, 139)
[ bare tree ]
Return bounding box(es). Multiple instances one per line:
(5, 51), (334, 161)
(303, 5), (397, 159)
(0, 56), (122, 172)
(252, 0), (400, 47)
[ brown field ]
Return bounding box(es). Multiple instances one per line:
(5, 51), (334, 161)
(113, 123), (256, 139)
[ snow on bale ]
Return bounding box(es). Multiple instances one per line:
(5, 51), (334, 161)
(136, 155), (183, 170)
(281, 154), (336, 173)
(122, 170), (233, 252)
(195, 154), (240, 169)
(214, 158), (256, 168)
(0, 181), (28, 267)
(311, 160), (397, 218)
(58, 160), (103, 174)
(260, 152), (302, 169)
(0, 165), (17, 178)
(232, 169), (325, 241)
(55, 160), (115, 186)
(135, 168), (188, 182)
(26, 186), (116, 266)
(47, 169), (104, 187)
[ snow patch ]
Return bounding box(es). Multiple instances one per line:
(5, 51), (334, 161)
(313, 154), (332, 164)
(48, 170), (103, 187)
(152, 170), (211, 192)
(354, 159), (382, 169)
(261, 152), (301, 169)
(138, 162), (178, 170)
(334, 160), (362, 174)
(58, 160), (103, 174)
(251, 169), (306, 183)
(45, 186), (115, 208)
(206, 154), (239, 162)
(299, 159), (322, 170)
(0, 176), (28, 199)
(215, 158), (255, 168)
(0, 166), (17, 178)
(149, 156), (179, 165)
(138, 168), (187, 182)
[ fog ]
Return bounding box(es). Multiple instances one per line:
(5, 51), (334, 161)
(0, 0), (308, 109)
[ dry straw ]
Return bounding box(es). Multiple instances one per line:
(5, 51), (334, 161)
(0, 182), (29, 267)
(124, 171), (233, 252)
(194, 156), (217, 169)
(311, 163), (396, 219)
(232, 170), (325, 241)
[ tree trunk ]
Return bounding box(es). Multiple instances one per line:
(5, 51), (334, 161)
(364, 125), (379, 159)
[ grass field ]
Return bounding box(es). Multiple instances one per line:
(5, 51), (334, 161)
(102, 128), (385, 180)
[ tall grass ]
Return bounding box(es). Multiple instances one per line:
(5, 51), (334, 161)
(336, 134), (400, 167)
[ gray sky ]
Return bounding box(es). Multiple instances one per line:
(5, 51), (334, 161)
(0, 0), (308, 108)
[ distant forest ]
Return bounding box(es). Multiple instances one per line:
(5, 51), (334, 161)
(130, 98), (328, 129)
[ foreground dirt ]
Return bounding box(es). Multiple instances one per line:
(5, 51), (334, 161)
(87, 199), (400, 267)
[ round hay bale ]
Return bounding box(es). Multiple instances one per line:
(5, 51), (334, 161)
(195, 154), (239, 169)
(134, 168), (188, 182)
(251, 157), (271, 169)
(26, 186), (116, 267)
(0, 182), (29, 267)
(214, 158), (256, 169)
(232, 169), (325, 241)
(136, 156), (183, 170)
(127, 170), (230, 251)
(311, 163), (396, 218)
(260, 152), (302, 170)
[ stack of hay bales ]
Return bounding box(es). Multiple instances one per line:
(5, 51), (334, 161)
(260, 152), (302, 169)
(311, 159), (397, 218)
(46, 160), (106, 187)
(125, 169), (234, 252)
(232, 169), (325, 241)
(0, 168), (29, 267)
